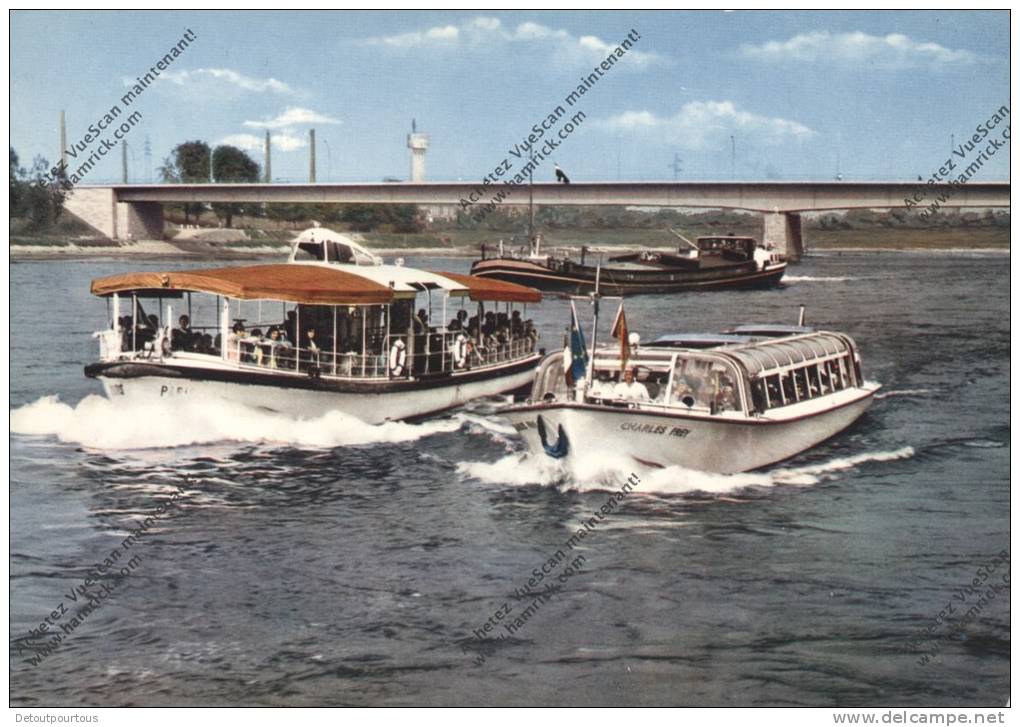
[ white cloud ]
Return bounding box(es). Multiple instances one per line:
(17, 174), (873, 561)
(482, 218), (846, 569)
(148, 68), (294, 93)
(243, 107), (341, 130)
(361, 17), (661, 68)
(218, 133), (307, 152)
(597, 101), (815, 150)
(741, 31), (982, 68)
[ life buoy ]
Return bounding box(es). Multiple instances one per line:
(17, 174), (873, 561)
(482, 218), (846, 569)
(389, 339), (407, 377)
(453, 334), (469, 368)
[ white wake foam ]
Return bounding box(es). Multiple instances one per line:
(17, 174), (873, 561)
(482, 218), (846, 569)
(458, 446), (916, 496)
(874, 388), (932, 399)
(10, 395), (460, 450)
(784, 275), (854, 283)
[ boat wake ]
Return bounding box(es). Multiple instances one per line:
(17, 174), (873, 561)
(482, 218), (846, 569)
(783, 275), (855, 283)
(10, 394), (461, 451)
(874, 388), (932, 399)
(457, 446), (916, 496)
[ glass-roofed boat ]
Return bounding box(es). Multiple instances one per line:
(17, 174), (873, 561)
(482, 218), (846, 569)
(501, 307), (881, 473)
(85, 228), (544, 423)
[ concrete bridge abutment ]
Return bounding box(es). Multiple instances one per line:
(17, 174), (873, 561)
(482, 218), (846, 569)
(64, 188), (164, 240)
(763, 211), (803, 263)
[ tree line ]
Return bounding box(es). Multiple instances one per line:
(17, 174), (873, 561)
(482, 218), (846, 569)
(160, 140), (422, 232)
(10, 148), (66, 230)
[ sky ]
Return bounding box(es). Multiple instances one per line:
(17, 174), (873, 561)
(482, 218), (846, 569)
(9, 10), (1011, 185)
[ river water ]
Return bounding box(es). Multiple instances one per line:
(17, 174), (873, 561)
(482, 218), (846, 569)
(9, 251), (1010, 707)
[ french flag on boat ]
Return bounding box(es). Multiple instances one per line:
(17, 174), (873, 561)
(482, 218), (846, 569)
(563, 302), (588, 386)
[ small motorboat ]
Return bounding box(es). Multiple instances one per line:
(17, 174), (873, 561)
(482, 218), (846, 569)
(500, 303), (880, 473)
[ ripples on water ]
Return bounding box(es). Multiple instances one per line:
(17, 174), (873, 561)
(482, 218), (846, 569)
(9, 253), (1010, 706)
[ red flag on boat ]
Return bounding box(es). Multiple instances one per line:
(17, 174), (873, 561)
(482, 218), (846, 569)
(611, 302), (629, 373)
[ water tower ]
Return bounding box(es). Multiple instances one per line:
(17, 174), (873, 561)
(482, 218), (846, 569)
(407, 119), (429, 182)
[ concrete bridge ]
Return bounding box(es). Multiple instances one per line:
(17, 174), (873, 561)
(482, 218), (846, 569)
(65, 180), (1010, 261)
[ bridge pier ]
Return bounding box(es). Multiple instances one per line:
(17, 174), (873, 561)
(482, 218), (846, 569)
(64, 188), (164, 240)
(763, 211), (803, 263)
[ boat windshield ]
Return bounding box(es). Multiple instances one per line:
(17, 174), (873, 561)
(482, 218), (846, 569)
(289, 229), (383, 266)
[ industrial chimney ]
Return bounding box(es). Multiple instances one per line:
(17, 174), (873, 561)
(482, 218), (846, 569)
(309, 128), (316, 183)
(59, 111), (67, 171)
(264, 131), (271, 183)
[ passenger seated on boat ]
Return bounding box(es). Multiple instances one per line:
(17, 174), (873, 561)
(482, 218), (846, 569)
(301, 328), (321, 370)
(227, 322), (246, 362)
(510, 311), (524, 338)
(524, 320), (538, 350)
(137, 314), (160, 349)
(171, 315), (194, 351)
(284, 311), (297, 345)
(118, 316), (134, 350)
(482, 312), (496, 337)
(247, 329), (267, 366)
(713, 374), (739, 413)
(589, 370), (614, 399)
(198, 333), (214, 354)
(646, 374), (668, 402)
(613, 368), (650, 403)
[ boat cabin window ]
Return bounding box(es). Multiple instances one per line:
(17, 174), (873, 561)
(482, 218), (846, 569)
(670, 355), (742, 413)
(294, 240), (357, 264)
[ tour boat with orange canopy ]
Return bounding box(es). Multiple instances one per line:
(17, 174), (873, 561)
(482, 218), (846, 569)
(85, 228), (543, 423)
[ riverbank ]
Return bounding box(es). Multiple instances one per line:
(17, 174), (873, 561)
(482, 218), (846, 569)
(9, 226), (1010, 261)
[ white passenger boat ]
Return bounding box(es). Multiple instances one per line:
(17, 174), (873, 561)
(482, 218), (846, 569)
(501, 306), (881, 473)
(85, 228), (543, 423)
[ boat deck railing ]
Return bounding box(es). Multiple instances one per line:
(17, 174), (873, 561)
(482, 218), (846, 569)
(104, 325), (538, 381)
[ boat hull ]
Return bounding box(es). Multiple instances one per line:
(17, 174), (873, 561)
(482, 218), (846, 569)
(469, 258), (786, 296)
(501, 387), (878, 474)
(86, 356), (539, 424)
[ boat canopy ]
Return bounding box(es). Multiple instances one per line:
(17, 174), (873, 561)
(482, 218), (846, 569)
(437, 271), (542, 304)
(90, 264), (395, 305)
(723, 332), (853, 378)
(90, 264), (541, 305)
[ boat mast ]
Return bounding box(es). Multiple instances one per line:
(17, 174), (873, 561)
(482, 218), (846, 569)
(586, 264), (601, 387)
(528, 149), (537, 257)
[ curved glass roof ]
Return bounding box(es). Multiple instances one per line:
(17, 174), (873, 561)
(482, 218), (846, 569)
(724, 333), (852, 377)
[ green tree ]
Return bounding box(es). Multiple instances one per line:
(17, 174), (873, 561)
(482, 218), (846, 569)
(341, 204), (423, 233)
(211, 145), (260, 228)
(161, 141), (212, 222)
(9, 153), (66, 229)
(10, 147), (24, 215)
